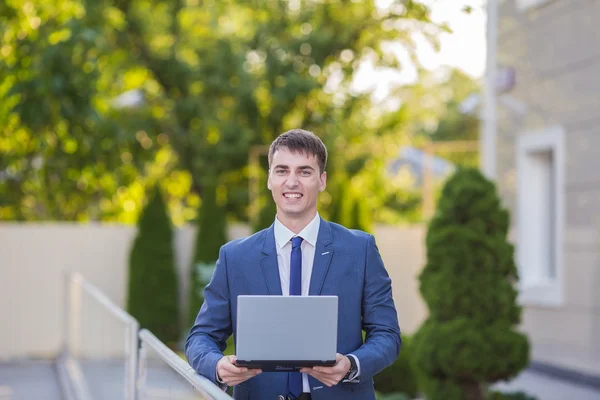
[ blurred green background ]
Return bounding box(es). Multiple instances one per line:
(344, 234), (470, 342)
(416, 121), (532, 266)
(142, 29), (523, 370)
(0, 0), (480, 228)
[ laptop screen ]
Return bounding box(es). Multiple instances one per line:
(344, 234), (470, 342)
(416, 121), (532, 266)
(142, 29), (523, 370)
(236, 295), (338, 363)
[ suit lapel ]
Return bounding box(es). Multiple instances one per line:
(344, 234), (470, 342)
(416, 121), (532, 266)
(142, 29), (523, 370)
(260, 224), (283, 295)
(309, 218), (334, 295)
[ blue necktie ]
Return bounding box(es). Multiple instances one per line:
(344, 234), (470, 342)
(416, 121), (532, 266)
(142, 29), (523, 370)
(289, 236), (303, 297)
(289, 236), (303, 397)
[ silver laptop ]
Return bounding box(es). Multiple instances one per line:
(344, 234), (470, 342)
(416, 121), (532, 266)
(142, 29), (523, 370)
(235, 295), (338, 371)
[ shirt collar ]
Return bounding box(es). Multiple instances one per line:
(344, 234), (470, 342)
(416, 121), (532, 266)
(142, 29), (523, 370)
(274, 212), (320, 249)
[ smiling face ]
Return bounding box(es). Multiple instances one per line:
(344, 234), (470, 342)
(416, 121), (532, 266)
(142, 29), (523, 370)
(267, 147), (326, 230)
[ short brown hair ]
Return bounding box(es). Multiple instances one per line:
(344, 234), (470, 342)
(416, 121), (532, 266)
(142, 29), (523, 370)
(268, 129), (328, 173)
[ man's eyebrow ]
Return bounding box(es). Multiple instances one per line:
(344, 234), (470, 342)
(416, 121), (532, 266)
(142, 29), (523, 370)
(272, 165), (315, 170)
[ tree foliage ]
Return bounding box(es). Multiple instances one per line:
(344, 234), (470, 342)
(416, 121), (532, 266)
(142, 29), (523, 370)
(411, 168), (529, 400)
(0, 0), (193, 222)
(397, 67), (480, 165)
(1, 0), (445, 225)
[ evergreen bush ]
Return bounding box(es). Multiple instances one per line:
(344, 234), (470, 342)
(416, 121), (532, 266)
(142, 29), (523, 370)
(487, 391), (537, 400)
(373, 335), (418, 398)
(127, 186), (180, 346)
(188, 181), (227, 327)
(376, 393), (412, 400)
(412, 167), (530, 400)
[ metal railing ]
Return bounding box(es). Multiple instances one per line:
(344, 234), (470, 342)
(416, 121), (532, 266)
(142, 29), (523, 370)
(58, 272), (139, 400)
(137, 329), (232, 400)
(58, 272), (231, 400)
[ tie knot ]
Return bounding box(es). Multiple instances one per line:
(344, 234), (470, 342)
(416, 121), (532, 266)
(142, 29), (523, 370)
(291, 236), (303, 249)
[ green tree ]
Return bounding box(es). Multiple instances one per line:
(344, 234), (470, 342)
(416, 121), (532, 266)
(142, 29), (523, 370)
(127, 185), (180, 346)
(373, 335), (418, 397)
(397, 67), (480, 165)
(0, 0), (187, 221)
(2, 0), (445, 224)
(411, 168), (529, 400)
(188, 179), (227, 327)
(428, 69), (480, 168)
(111, 0), (433, 226)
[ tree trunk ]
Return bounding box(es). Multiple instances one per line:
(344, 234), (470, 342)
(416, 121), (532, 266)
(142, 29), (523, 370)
(461, 381), (485, 400)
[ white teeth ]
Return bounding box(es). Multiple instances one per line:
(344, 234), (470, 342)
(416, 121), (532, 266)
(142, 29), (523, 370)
(285, 194), (301, 198)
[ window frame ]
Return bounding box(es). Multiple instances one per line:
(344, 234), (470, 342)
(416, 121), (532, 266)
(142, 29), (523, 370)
(515, 126), (565, 307)
(516, 0), (552, 12)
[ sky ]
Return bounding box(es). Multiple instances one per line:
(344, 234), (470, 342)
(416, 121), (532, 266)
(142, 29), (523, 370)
(353, 0), (487, 100)
(415, 0), (487, 78)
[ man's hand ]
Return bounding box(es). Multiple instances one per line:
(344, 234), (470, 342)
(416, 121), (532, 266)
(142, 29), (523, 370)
(299, 353), (350, 387)
(216, 355), (262, 386)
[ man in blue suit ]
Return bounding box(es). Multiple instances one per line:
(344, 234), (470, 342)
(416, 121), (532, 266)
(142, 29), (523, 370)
(186, 129), (401, 399)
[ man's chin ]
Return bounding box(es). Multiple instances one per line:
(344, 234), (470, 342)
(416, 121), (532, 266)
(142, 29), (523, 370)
(278, 207), (307, 217)
(281, 208), (303, 216)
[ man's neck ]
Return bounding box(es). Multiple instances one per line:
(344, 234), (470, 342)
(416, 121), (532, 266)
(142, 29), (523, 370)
(277, 212), (318, 235)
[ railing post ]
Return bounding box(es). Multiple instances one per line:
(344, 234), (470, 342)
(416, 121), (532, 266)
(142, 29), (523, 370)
(125, 321), (140, 400)
(69, 273), (83, 358)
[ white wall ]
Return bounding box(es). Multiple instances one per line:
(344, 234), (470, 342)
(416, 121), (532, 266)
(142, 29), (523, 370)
(496, 0), (600, 376)
(0, 223), (427, 360)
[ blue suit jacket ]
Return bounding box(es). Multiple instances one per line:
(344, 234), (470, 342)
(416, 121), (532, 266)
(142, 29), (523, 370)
(185, 218), (401, 400)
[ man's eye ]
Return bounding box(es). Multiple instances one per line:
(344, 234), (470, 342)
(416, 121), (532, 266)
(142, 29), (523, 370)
(301, 170), (311, 176)
(275, 169), (286, 174)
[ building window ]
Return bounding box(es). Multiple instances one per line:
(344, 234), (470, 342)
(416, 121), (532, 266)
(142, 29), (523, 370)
(516, 126), (564, 306)
(516, 0), (552, 12)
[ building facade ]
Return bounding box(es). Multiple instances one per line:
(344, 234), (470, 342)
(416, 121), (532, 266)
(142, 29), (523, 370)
(494, 0), (600, 378)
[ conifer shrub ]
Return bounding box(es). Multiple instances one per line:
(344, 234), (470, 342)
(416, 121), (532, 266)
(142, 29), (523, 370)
(188, 182), (227, 327)
(412, 168), (530, 400)
(127, 186), (180, 346)
(374, 335), (418, 397)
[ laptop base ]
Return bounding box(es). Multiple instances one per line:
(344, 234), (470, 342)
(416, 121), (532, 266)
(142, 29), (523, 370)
(236, 360), (336, 372)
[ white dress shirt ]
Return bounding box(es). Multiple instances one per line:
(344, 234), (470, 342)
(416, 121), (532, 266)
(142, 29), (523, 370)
(274, 213), (360, 393)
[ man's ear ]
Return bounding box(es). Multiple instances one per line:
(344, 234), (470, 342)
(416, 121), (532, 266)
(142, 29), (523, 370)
(319, 171), (327, 192)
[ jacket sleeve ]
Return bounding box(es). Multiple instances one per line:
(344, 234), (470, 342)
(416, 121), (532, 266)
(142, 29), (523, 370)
(185, 245), (232, 384)
(350, 234), (402, 382)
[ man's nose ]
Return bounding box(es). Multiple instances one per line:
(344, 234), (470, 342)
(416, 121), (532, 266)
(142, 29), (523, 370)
(286, 173), (299, 186)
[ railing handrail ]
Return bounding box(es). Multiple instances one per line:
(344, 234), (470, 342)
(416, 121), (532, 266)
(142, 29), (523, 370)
(138, 329), (233, 400)
(62, 271), (138, 400)
(70, 272), (138, 326)
(61, 272), (228, 400)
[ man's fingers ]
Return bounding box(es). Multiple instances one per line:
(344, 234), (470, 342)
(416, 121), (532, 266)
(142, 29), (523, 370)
(302, 371), (338, 387)
(222, 369), (262, 386)
(226, 376), (259, 386)
(313, 366), (334, 374)
(222, 362), (248, 374)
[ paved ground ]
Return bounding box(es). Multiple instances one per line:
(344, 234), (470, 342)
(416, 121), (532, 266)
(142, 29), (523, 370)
(80, 360), (203, 399)
(2, 360), (600, 400)
(492, 369), (600, 400)
(0, 360), (63, 400)
(0, 359), (205, 400)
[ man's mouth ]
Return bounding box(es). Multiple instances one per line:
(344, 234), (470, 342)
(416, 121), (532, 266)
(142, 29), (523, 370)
(284, 193), (302, 199)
